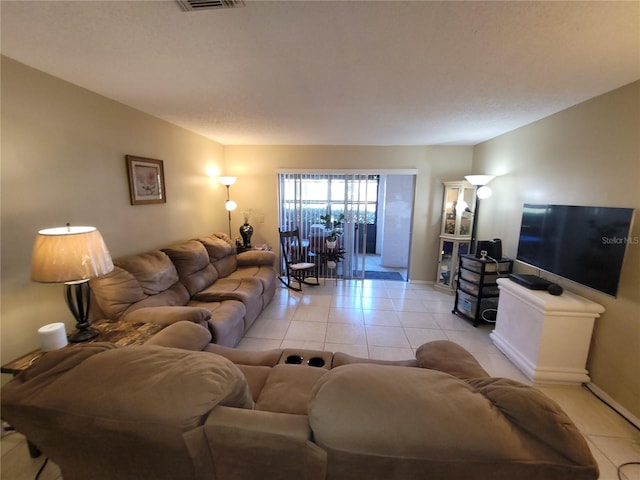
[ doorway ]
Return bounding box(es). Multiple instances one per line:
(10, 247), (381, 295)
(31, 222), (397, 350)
(277, 171), (415, 281)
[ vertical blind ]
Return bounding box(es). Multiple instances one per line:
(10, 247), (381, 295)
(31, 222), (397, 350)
(277, 172), (379, 278)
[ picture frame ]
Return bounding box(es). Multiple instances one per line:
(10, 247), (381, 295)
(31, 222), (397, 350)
(125, 155), (166, 205)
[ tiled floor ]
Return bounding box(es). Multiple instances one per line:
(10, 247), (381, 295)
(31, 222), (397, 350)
(2, 280), (639, 479)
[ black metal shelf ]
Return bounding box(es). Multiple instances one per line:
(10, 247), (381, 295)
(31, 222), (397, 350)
(452, 255), (513, 327)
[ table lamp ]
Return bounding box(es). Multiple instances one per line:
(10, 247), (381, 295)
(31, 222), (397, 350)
(31, 224), (114, 342)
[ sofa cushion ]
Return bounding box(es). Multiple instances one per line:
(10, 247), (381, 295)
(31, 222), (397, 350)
(198, 234), (238, 278)
(256, 364), (327, 415)
(162, 240), (218, 296)
(416, 340), (489, 379)
(194, 277), (263, 301)
(189, 299), (246, 347)
(144, 321), (213, 350)
(121, 282), (191, 322)
(4, 346), (254, 425)
(193, 277), (264, 328)
(308, 364), (596, 476)
(124, 306), (211, 327)
(90, 266), (146, 320)
(236, 250), (277, 267)
(115, 250), (179, 295)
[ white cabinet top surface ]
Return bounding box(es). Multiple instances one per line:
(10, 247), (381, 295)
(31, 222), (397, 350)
(497, 278), (605, 316)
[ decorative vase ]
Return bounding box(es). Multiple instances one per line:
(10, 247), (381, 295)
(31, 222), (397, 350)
(240, 222), (254, 248)
(326, 239), (337, 249)
(327, 260), (337, 269)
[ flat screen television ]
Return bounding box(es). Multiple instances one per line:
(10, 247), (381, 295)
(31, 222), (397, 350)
(516, 204), (634, 297)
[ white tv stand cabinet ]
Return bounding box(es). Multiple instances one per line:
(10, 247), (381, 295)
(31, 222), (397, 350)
(490, 278), (605, 385)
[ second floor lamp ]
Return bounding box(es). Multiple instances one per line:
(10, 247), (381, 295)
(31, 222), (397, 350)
(219, 176), (237, 238)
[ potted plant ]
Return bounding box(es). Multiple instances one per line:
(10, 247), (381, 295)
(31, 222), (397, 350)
(322, 248), (346, 269)
(319, 213), (345, 249)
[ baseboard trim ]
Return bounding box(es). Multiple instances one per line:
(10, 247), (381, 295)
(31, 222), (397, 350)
(585, 382), (640, 430)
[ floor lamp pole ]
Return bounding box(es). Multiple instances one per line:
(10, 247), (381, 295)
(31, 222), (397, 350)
(470, 191), (480, 255)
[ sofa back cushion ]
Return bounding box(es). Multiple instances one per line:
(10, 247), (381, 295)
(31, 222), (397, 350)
(121, 283), (191, 321)
(163, 240), (218, 296)
(308, 364), (597, 480)
(198, 234), (237, 278)
(116, 250), (179, 295)
(91, 266), (147, 320)
(310, 365), (522, 460)
(92, 250), (191, 321)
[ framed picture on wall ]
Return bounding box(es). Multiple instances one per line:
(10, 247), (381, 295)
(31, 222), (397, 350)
(125, 155), (166, 205)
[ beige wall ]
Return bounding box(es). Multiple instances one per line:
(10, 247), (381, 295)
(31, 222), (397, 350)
(1, 57), (227, 367)
(223, 145), (473, 282)
(472, 81), (640, 418)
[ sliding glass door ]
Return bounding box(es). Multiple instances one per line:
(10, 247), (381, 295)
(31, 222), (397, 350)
(344, 174), (378, 279)
(278, 172), (379, 279)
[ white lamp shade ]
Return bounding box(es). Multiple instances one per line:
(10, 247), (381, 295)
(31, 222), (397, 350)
(225, 200), (238, 211)
(465, 175), (495, 186)
(219, 176), (237, 186)
(31, 226), (114, 283)
(476, 186), (493, 199)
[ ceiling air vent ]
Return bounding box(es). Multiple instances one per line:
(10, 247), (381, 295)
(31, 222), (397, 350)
(177, 0), (245, 12)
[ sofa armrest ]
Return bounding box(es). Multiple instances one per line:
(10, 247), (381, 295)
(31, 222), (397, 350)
(205, 406), (326, 480)
(237, 250), (276, 267)
(144, 321), (212, 350)
(122, 306), (212, 326)
(416, 340), (489, 379)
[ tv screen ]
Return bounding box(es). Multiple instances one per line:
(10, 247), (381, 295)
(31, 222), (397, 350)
(516, 204), (634, 297)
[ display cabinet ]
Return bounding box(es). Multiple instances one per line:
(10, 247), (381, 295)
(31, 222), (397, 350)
(453, 254), (513, 326)
(434, 181), (476, 293)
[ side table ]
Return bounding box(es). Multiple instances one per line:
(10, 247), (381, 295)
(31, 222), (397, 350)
(2, 349), (46, 458)
(2, 319), (164, 375)
(1, 349), (43, 376)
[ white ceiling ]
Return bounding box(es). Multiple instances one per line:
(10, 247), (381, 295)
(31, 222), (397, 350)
(1, 0), (639, 146)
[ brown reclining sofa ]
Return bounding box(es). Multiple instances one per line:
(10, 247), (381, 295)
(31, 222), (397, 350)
(90, 232), (277, 347)
(1, 320), (598, 480)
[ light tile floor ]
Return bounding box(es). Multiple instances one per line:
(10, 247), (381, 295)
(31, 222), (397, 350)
(2, 280), (639, 480)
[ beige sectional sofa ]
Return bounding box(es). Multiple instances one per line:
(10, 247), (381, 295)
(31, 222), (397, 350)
(90, 233), (276, 347)
(2, 321), (599, 480)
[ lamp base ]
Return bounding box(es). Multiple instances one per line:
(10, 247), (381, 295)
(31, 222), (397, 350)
(65, 280), (99, 343)
(69, 326), (99, 343)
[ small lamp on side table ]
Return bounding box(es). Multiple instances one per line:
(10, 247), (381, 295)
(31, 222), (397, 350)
(31, 224), (114, 342)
